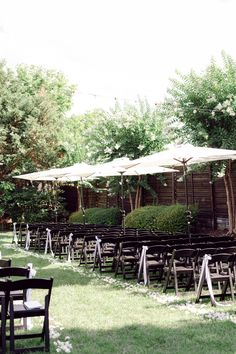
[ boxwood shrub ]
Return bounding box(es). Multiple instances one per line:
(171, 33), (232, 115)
(125, 205), (167, 230)
(125, 204), (198, 233)
(69, 207), (121, 226)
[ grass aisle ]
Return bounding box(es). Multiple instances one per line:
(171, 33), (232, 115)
(1, 232), (236, 354)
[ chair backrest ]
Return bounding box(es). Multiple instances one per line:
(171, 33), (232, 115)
(9, 278), (54, 304)
(208, 253), (232, 265)
(219, 246), (236, 254)
(197, 248), (218, 257)
(172, 248), (197, 266)
(119, 241), (139, 255)
(0, 267), (30, 279)
(0, 259), (12, 268)
(9, 277), (53, 291)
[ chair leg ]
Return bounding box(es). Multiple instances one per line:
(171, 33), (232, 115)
(163, 268), (171, 293)
(44, 309), (50, 352)
(174, 270), (179, 295)
(10, 301), (15, 353)
(1, 299), (6, 354)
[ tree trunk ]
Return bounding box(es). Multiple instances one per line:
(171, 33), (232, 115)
(128, 191), (134, 211)
(134, 176), (142, 209)
(224, 169), (234, 234)
(228, 161), (235, 232)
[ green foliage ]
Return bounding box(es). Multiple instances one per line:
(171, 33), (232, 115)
(69, 207), (121, 225)
(155, 204), (198, 233)
(125, 205), (167, 229)
(85, 98), (168, 162)
(74, 99), (170, 207)
(0, 183), (63, 222)
(0, 61), (75, 221)
(164, 52), (236, 151)
(125, 204), (198, 233)
(60, 112), (99, 165)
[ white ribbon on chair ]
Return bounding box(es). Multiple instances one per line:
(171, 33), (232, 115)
(23, 263), (37, 330)
(67, 233), (73, 262)
(196, 254), (227, 307)
(44, 228), (54, 256)
(94, 236), (102, 266)
(138, 246), (148, 286)
(13, 222), (18, 245)
(25, 224), (31, 250)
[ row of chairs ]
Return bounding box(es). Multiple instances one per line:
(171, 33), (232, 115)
(0, 260), (53, 353)
(92, 235), (236, 302)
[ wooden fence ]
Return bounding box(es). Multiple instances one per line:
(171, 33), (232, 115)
(62, 164), (236, 230)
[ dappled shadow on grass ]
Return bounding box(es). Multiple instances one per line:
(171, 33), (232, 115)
(36, 265), (93, 287)
(57, 320), (236, 354)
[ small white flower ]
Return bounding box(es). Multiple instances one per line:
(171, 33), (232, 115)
(138, 144), (145, 151)
(215, 103), (223, 110)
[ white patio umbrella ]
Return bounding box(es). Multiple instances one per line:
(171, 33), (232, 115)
(132, 144), (236, 208)
(13, 163), (97, 223)
(91, 161), (179, 233)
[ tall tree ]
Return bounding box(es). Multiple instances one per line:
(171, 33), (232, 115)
(83, 99), (169, 209)
(164, 52), (236, 232)
(0, 61), (76, 221)
(60, 111), (100, 165)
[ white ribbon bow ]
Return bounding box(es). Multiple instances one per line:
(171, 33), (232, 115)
(13, 222), (18, 245)
(196, 254), (229, 306)
(25, 224), (31, 250)
(67, 233), (73, 262)
(45, 228), (54, 256)
(23, 263), (37, 330)
(94, 236), (102, 263)
(138, 246), (148, 286)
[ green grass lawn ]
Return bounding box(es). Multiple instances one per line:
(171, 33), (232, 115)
(1, 232), (236, 354)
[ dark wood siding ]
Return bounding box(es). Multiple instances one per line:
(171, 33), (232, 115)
(63, 162), (236, 230)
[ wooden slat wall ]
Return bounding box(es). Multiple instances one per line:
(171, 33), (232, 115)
(70, 163), (236, 230)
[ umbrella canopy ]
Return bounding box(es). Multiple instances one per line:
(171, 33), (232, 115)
(132, 144), (236, 167)
(91, 165), (179, 178)
(13, 163), (96, 182)
(132, 144), (236, 212)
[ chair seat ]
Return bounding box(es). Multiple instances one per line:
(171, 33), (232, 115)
(174, 266), (193, 273)
(147, 260), (165, 267)
(12, 303), (45, 319)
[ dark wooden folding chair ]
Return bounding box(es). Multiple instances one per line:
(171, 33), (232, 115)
(196, 253), (234, 304)
(93, 236), (119, 272)
(193, 248), (219, 291)
(8, 277), (53, 353)
(115, 241), (140, 279)
(137, 245), (167, 285)
(163, 248), (197, 295)
(0, 267), (30, 303)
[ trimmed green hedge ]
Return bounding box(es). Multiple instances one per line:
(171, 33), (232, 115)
(124, 205), (167, 230)
(125, 204), (198, 233)
(69, 207), (121, 225)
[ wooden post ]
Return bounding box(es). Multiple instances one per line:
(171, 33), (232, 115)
(209, 166), (216, 230)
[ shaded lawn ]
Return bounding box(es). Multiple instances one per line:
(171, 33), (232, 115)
(0, 233), (236, 354)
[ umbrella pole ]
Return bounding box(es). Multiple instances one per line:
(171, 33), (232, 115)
(183, 162), (192, 241)
(80, 177), (86, 226)
(120, 172), (126, 234)
(54, 179), (58, 223)
(183, 161), (189, 210)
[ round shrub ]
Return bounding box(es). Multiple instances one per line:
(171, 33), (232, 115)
(155, 204), (198, 233)
(125, 205), (167, 229)
(69, 207), (121, 225)
(125, 204), (198, 233)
